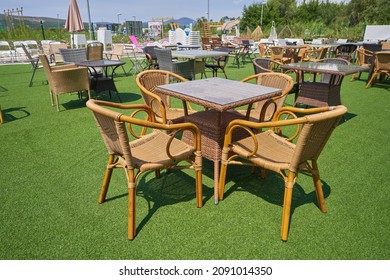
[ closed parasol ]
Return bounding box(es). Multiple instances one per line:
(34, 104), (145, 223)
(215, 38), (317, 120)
(65, 0), (84, 48)
(268, 21), (277, 42)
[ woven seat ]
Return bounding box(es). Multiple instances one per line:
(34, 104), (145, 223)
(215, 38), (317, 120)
(39, 54), (90, 111)
(136, 69), (197, 124)
(86, 99), (203, 240)
(219, 105), (348, 241)
(234, 72), (294, 122)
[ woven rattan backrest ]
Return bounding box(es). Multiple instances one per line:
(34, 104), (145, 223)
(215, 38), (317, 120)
(60, 48), (87, 63)
(319, 58), (350, 84)
(253, 58), (272, 74)
(289, 106), (346, 172)
(155, 48), (174, 72)
(375, 52), (390, 71)
(39, 54), (53, 86)
(269, 46), (284, 61)
(87, 43), (103, 61)
(137, 71), (171, 114)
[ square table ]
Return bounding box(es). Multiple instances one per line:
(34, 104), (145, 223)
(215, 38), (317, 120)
(282, 62), (369, 107)
(171, 50), (230, 77)
(155, 77), (282, 204)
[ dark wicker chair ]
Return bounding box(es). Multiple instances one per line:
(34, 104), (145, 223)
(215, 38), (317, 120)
(334, 44), (358, 62)
(155, 48), (195, 80)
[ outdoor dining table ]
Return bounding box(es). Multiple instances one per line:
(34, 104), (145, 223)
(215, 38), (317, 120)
(171, 49), (230, 77)
(282, 62), (369, 107)
(155, 77), (282, 204)
(75, 59), (125, 100)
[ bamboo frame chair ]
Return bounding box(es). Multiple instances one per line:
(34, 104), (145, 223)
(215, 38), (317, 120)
(234, 72), (294, 123)
(39, 54), (91, 111)
(301, 47), (329, 62)
(351, 48), (373, 81)
(136, 69), (197, 124)
(219, 105), (348, 241)
(86, 99), (203, 240)
(269, 46), (292, 65)
(366, 51), (390, 88)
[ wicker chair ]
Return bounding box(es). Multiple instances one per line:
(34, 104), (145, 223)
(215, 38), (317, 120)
(252, 57), (282, 74)
(143, 46), (160, 69)
(87, 42), (104, 61)
(234, 72), (294, 122)
(136, 70), (197, 124)
(258, 43), (271, 58)
(334, 44), (357, 63)
(49, 42), (68, 64)
(269, 46), (292, 65)
(301, 47), (328, 62)
(86, 99), (203, 240)
(366, 51), (390, 88)
(219, 105), (348, 241)
(318, 58), (350, 84)
(39, 54), (91, 111)
(351, 48), (373, 81)
(205, 47), (230, 78)
(154, 48), (195, 80)
(59, 48), (87, 63)
(104, 44), (127, 75)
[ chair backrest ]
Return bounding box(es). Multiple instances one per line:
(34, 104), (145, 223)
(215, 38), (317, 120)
(154, 48), (194, 80)
(241, 72), (294, 121)
(39, 54), (53, 83)
(381, 41), (390, 51)
(363, 43), (382, 53)
(252, 58), (272, 74)
(87, 42), (103, 61)
(129, 35), (140, 46)
(374, 51), (390, 71)
(318, 58), (350, 84)
(269, 46), (284, 62)
(60, 48), (87, 63)
(110, 44), (124, 60)
(143, 46), (159, 61)
(49, 42), (68, 63)
(335, 44), (357, 61)
(356, 48), (374, 65)
(258, 44), (268, 58)
(20, 44), (37, 67)
(289, 106), (347, 172)
(136, 69), (187, 123)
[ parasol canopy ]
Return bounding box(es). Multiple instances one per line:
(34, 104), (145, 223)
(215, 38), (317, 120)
(65, 0), (84, 33)
(268, 21), (277, 42)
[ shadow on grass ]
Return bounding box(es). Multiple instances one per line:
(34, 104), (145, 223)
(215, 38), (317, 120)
(101, 169), (213, 237)
(0, 106), (30, 123)
(221, 166), (331, 218)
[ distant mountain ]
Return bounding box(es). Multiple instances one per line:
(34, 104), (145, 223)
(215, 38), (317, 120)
(165, 17), (196, 27)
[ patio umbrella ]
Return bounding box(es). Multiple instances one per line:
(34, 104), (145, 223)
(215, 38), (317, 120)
(268, 21), (277, 42)
(65, 0), (84, 48)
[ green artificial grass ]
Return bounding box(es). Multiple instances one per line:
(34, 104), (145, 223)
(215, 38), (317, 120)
(0, 56), (389, 260)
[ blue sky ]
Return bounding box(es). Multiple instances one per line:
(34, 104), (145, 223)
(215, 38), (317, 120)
(2, 0), (348, 23)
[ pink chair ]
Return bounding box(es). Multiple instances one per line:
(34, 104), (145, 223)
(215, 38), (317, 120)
(129, 35), (143, 52)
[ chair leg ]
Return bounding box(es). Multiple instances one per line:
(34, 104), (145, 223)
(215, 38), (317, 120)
(196, 170), (203, 208)
(218, 160), (228, 201)
(281, 172), (296, 241)
(0, 106), (3, 124)
(55, 95), (60, 112)
(127, 169), (136, 240)
(311, 160), (327, 213)
(98, 155), (115, 204)
(29, 67), (37, 87)
(366, 72), (378, 88)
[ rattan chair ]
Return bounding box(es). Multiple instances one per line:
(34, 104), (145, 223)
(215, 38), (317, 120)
(143, 46), (160, 69)
(39, 54), (91, 111)
(154, 48), (195, 80)
(49, 42), (68, 64)
(59, 48), (87, 63)
(87, 42), (104, 61)
(234, 72), (294, 122)
(136, 69), (197, 124)
(219, 105), (348, 241)
(301, 47), (328, 62)
(269, 46), (292, 65)
(366, 51), (390, 88)
(86, 99), (203, 240)
(351, 48), (373, 81)
(252, 57), (282, 74)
